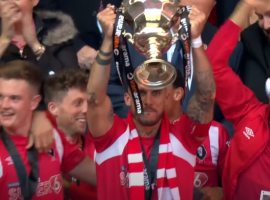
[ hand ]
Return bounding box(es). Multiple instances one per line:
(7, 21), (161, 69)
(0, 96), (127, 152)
(63, 179), (72, 196)
(27, 111), (54, 153)
(97, 4), (116, 39)
(0, 1), (22, 41)
(189, 6), (206, 39)
(77, 45), (98, 69)
(200, 187), (223, 200)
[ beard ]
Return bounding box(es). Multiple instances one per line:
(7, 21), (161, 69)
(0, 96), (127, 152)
(131, 106), (163, 126)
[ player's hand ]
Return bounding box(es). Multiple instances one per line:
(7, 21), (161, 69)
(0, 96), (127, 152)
(200, 187), (223, 200)
(97, 4), (116, 39)
(0, 1), (22, 42)
(26, 111), (54, 153)
(189, 6), (206, 39)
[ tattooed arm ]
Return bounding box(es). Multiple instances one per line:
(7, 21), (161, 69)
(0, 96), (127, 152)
(186, 7), (216, 129)
(86, 8), (115, 138)
(186, 45), (216, 125)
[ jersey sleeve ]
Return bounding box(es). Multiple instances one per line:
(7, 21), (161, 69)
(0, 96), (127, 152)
(67, 183), (97, 200)
(89, 115), (128, 153)
(206, 19), (262, 126)
(171, 114), (212, 154)
(56, 129), (86, 173)
(217, 124), (231, 178)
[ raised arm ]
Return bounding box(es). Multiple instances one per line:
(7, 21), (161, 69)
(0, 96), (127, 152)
(186, 7), (216, 128)
(86, 6), (115, 138)
(206, 0), (265, 125)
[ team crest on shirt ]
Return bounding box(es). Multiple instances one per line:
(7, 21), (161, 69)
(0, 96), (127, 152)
(196, 145), (207, 161)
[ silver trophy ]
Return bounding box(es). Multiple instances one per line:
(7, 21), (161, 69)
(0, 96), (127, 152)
(120, 0), (181, 90)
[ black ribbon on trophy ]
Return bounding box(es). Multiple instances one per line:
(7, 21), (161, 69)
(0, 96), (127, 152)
(113, 8), (143, 115)
(177, 5), (192, 96)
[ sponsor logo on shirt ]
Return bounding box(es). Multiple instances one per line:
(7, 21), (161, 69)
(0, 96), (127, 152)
(8, 174), (62, 199)
(243, 127), (254, 139)
(226, 139), (231, 147)
(5, 156), (13, 165)
(196, 145), (207, 161)
(194, 172), (208, 188)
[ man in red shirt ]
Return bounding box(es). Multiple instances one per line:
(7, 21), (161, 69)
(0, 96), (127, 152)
(206, 0), (270, 199)
(86, 4), (216, 200)
(44, 69), (97, 200)
(0, 61), (96, 200)
(165, 69), (230, 200)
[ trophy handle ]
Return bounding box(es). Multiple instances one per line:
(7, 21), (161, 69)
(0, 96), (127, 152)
(122, 30), (134, 44)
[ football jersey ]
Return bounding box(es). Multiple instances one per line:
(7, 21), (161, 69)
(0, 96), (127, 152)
(194, 121), (230, 188)
(92, 114), (211, 200)
(0, 128), (85, 200)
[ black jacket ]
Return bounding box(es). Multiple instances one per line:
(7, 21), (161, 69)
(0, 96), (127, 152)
(0, 11), (79, 79)
(35, 0), (123, 51)
(240, 22), (270, 104)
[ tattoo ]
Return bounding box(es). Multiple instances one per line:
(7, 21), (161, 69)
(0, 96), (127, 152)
(187, 69), (216, 124)
(96, 54), (111, 65)
(108, 106), (114, 124)
(87, 90), (97, 105)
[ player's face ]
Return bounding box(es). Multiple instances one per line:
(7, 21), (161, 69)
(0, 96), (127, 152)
(256, 9), (270, 42)
(56, 89), (87, 136)
(125, 86), (167, 126)
(0, 79), (40, 131)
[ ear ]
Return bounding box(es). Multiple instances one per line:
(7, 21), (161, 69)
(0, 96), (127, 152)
(47, 102), (59, 117)
(174, 87), (184, 102)
(124, 92), (131, 107)
(30, 95), (42, 111)
(32, 0), (39, 7)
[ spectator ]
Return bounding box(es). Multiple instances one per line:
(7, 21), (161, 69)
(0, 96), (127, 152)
(0, 0), (79, 78)
(36, 0), (122, 69)
(44, 69), (97, 200)
(240, 5), (270, 104)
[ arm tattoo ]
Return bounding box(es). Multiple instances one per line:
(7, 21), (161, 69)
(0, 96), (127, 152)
(108, 106), (114, 124)
(87, 90), (97, 105)
(187, 69), (216, 124)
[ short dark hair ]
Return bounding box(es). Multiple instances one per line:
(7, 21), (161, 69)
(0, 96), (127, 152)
(172, 69), (185, 89)
(0, 60), (42, 94)
(44, 69), (89, 104)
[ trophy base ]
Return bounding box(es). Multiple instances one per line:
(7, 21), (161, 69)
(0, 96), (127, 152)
(134, 59), (177, 90)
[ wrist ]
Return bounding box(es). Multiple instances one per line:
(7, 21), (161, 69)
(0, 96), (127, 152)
(192, 36), (202, 48)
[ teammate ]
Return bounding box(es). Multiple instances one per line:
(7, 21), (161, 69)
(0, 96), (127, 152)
(0, 61), (96, 200)
(165, 69), (230, 200)
(206, 0), (270, 199)
(87, 5), (216, 200)
(44, 69), (97, 200)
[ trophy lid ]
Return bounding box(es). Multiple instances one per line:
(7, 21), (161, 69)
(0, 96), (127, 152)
(134, 59), (176, 90)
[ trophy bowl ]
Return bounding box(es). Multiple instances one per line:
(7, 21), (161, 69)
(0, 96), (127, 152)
(121, 0), (181, 90)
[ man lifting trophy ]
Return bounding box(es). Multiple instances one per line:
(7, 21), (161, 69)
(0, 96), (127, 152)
(112, 0), (192, 114)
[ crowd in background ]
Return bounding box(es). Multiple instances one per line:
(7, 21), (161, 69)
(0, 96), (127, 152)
(0, 0), (269, 200)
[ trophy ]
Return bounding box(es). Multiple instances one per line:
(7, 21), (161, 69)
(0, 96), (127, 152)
(118, 0), (181, 90)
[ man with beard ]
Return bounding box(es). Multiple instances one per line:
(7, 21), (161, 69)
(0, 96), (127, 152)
(240, 0), (270, 104)
(164, 70), (230, 200)
(44, 69), (97, 200)
(206, 0), (270, 199)
(87, 4), (216, 200)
